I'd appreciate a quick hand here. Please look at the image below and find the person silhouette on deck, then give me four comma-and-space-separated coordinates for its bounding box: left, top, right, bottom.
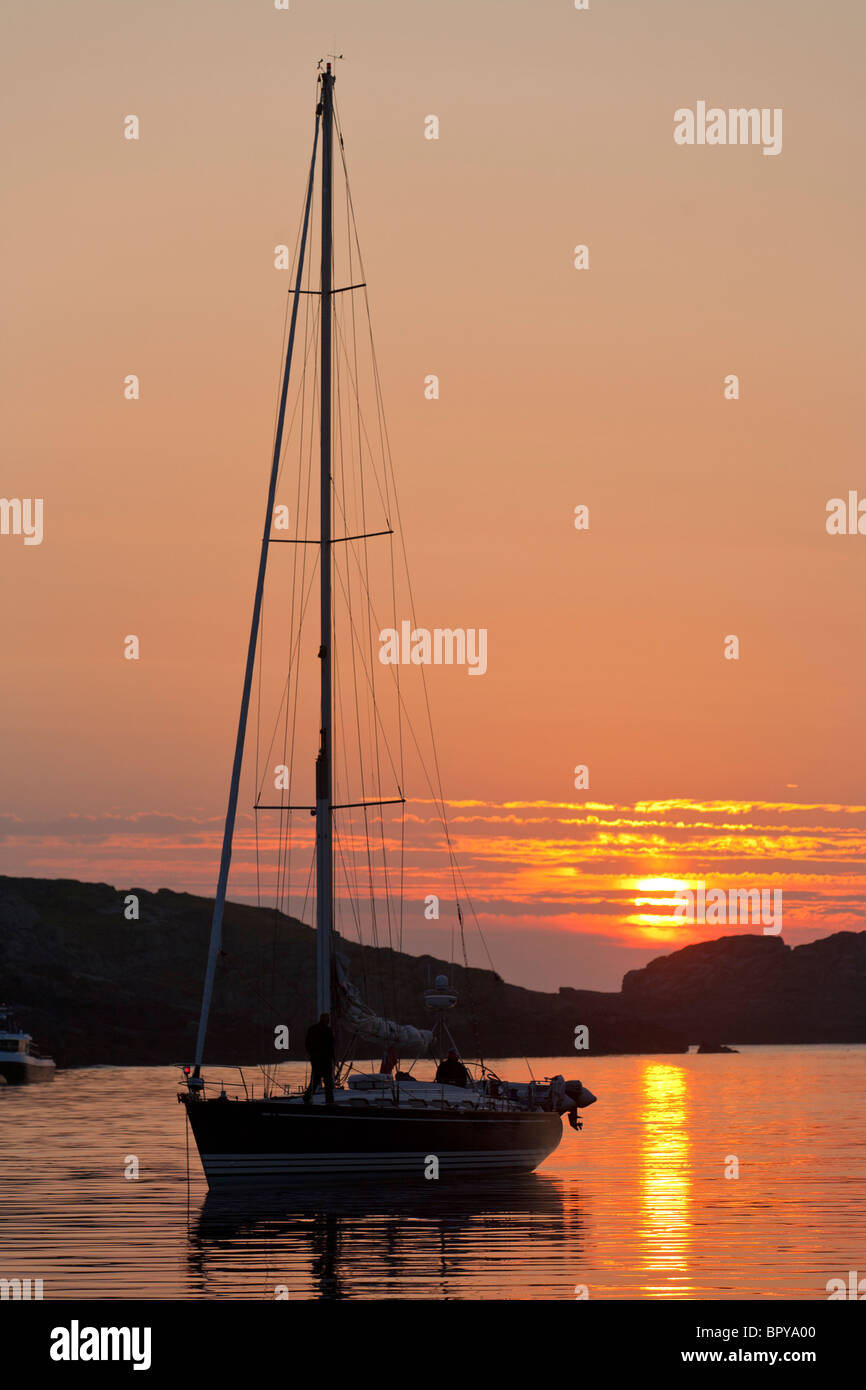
435, 1048, 469, 1088
303, 1012, 335, 1105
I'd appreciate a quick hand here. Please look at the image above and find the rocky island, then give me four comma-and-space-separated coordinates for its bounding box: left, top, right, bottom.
1, 876, 863, 1066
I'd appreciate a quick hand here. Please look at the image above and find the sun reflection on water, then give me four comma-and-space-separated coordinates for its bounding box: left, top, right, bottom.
639, 1063, 694, 1296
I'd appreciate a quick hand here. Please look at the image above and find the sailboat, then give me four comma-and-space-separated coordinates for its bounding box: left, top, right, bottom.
180, 62, 596, 1187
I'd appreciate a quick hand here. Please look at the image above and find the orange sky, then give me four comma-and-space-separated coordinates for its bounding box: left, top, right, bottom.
2, 1, 864, 991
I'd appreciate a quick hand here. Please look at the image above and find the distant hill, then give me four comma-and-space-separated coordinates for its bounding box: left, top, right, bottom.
0, 876, 685, 1066
2, 876, 862, 1066
622, 931, 866, 1043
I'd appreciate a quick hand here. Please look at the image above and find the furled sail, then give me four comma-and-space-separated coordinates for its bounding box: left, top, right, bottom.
334, 950, 432, 1053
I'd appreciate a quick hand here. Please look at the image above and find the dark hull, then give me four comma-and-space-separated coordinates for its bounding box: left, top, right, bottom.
184, 1098, 563, 1186
0, 1058, 55, 1084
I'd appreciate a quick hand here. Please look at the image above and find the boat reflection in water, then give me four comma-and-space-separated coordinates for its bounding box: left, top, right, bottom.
187, 1174, 579, 1300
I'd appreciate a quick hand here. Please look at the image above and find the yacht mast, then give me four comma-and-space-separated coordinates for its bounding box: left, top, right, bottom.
315, 63, 335, 1017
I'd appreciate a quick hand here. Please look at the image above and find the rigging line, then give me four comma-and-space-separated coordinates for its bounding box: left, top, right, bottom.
192, 104, 321, 1075
340, 174, 399, 1024
386, 501, 406, 958
333, 650, 380, 978
340, 157, 368, 639
330, 310, 393, 521
331, 606, 364, 945
329, 134, 426, 1001
376, 345, 405, 959
283, 268, 323, 978
267, 835, 317, 1096
448, 856, 501, 976
398, 800, 406, 956
336, 812, 400, 1011
273, 296, 319, 933
333, 290, 384, 991
266, 163, 308, 464
329, 560, 403, 791
330, 535, 390, 996
368, 348, 485, 968
457, 900, 485, 1071
452, 883, 531, 1078
272, 306, 320, 927
334, 814, 391, 1011
266, 302, 291, 502
324, 594, 484, 992
254, 298, 320, 807
333, 106, 394, 524
334, 601, 497, 980
271, 212, 322, 488
324, 520, 432, 802
297, 841, 316, 941
282, 285, 318, 803
254, 519, 269, 915
271, 263, 321, 498
332, 128, 425, 786
343, 169, 363, 569
330, 315, 353, 898
335, 97, 497, 995
254, 806, 261, 916
333, 824, 364, 956
258, 107, 315, 988
327, 263, 389, 506
273, 329, 318, 494
319, 514, 445, 818
254, 567, 318, 808
287, 842, 317, 1097
259, 210, 318, 944
270, 311, 319, 570
253, 557, 319, 807
340, 178, 375, 777
272, 486, 312, 1061
335, 559, 396, 1023
323, 549, 405, 857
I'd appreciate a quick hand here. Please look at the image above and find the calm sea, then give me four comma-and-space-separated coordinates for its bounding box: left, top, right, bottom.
1, 1047, 863, 1300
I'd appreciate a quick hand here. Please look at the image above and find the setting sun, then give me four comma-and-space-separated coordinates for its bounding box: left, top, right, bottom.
632, 878, 690, 893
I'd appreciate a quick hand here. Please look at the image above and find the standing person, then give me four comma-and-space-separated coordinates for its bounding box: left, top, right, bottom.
303, 1011, 335, 1105
435, 1048, 469, 1088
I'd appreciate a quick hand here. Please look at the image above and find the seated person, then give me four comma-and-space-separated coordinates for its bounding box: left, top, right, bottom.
435, 1048, 469, 1088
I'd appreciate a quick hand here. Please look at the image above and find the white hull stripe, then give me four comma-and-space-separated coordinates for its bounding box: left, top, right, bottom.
201, 1149, 554, 1176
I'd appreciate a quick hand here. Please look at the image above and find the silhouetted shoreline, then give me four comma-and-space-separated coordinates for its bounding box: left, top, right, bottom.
1, 875, 863, 1066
